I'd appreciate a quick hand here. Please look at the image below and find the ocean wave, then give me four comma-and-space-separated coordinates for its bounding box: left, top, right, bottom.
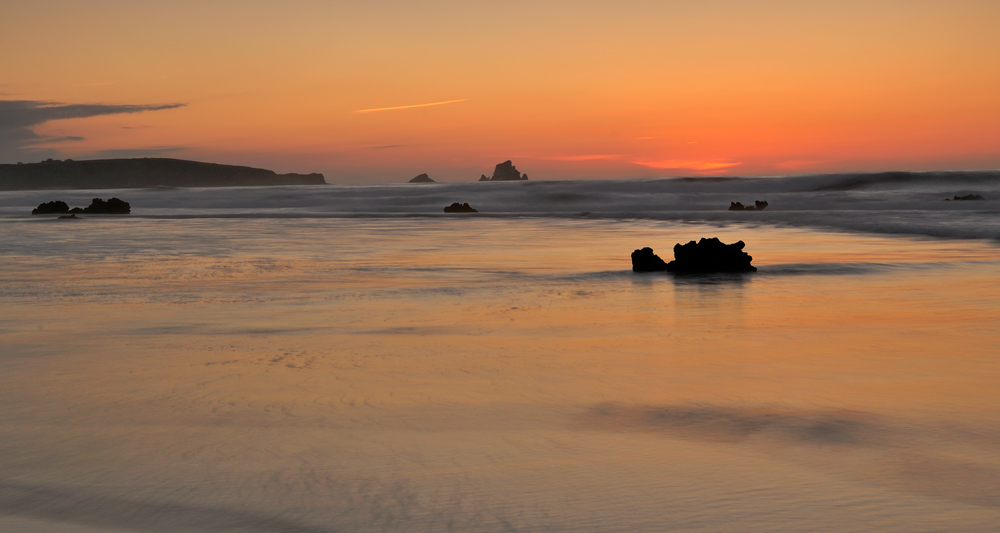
2, 172, 998, 240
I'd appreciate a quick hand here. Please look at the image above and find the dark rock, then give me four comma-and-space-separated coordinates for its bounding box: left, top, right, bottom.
31, 200, 70, 215
78, 197, 131, 214
479, 174, 490, 181
729, 200, 768, 211
951, 194, 985, 201
409, 173, 435, 183
631, 247, 669, 272
633, 238, 756, 274
57, 214, 78, 219
486, 160, 528, 181
668, 238, 756, 273
444, 202, 478, 213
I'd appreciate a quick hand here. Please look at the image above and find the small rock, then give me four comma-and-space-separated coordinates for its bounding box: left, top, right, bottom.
444, 202, 478, 213
32, 200, 70, 215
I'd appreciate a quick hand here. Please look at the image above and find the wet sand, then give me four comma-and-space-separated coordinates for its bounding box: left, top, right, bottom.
1, 218, 998, 531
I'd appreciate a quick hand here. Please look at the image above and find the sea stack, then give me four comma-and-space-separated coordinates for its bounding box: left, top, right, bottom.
483, 160, 528, 181
409, 173, 435, 183
631, 238, 756, 273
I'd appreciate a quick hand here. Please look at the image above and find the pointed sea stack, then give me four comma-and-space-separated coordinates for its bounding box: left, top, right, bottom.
484, 160, 528, 181
409, 173, 435, 183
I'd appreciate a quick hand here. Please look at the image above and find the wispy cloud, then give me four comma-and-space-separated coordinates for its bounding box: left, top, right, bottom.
633, 159, 742, 171
82, 147, 185, 159
352, 99, 468, 114
0, 99, 185, 162
525, 154, 621, 162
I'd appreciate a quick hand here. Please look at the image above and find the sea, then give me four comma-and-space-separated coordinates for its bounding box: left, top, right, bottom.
0, 171, 998, 532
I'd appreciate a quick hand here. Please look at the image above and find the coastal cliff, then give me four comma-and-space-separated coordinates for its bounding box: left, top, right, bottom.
0, 158, 326, 190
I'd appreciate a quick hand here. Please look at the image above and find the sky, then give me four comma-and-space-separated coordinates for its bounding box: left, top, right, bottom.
1, 0, 999, 183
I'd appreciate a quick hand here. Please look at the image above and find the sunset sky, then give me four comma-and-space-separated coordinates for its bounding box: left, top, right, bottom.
2, 0, 999, 183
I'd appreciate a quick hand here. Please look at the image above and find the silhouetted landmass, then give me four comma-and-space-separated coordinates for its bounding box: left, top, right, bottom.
443, 202, 478, 213
729, 200, 768, 211
632, 238, 756, 273
32, 200, 70, 215
58, 214, 78, 219
482, 160, 528, 181
945, 194, 985, 201
409, 173, 435, 183
0, 158, 326, 190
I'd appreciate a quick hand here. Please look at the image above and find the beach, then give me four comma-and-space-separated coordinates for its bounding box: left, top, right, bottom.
1, 177, 999, 531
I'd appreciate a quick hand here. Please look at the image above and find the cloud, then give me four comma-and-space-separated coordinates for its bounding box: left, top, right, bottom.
632, 159, 742, 171
352, 99, 468, 114
533, 154, 621, 162
0, 99, 184, 162
82, 147, 185, 159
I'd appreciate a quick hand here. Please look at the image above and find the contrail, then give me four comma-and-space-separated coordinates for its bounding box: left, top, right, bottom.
353, 99, 469, 114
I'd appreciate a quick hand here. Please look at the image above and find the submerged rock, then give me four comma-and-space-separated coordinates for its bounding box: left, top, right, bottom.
729, 200, 768, 211
31, 200, 70, 215
57, 213, 78, 219
444, 202, 478, 213
946, 194, 985, 201
409, 173, 435, 183
632, 238, 756, 273
484, 160, 528, 181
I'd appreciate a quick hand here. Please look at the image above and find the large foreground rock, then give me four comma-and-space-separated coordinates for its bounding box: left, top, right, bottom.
631, 247, 669, 272
632, 238, 756, 273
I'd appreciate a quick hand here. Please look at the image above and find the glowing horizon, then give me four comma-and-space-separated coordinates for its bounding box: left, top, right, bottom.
2, 0, 999, 183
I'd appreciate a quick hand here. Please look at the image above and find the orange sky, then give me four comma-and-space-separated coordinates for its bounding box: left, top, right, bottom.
2, 0, 999, 183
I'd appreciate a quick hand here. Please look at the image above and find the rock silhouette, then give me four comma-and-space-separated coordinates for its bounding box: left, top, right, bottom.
409, 173, 435, 183
632, 238, 756, 273
443, 202, 478, 213
33, 197, 130, 215
483, 160, 528, 181
729, 200, 768, 211
57, 214, 78, 219
631, 247, 669, 272
945, 194, 985, 201
32, 200, 70, 215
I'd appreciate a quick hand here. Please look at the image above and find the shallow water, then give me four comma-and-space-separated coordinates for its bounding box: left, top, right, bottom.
1, 214, 999, 532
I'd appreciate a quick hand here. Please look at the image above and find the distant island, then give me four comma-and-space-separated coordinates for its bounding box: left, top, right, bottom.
409, 173, 435, 183
0, 158, 326, 190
